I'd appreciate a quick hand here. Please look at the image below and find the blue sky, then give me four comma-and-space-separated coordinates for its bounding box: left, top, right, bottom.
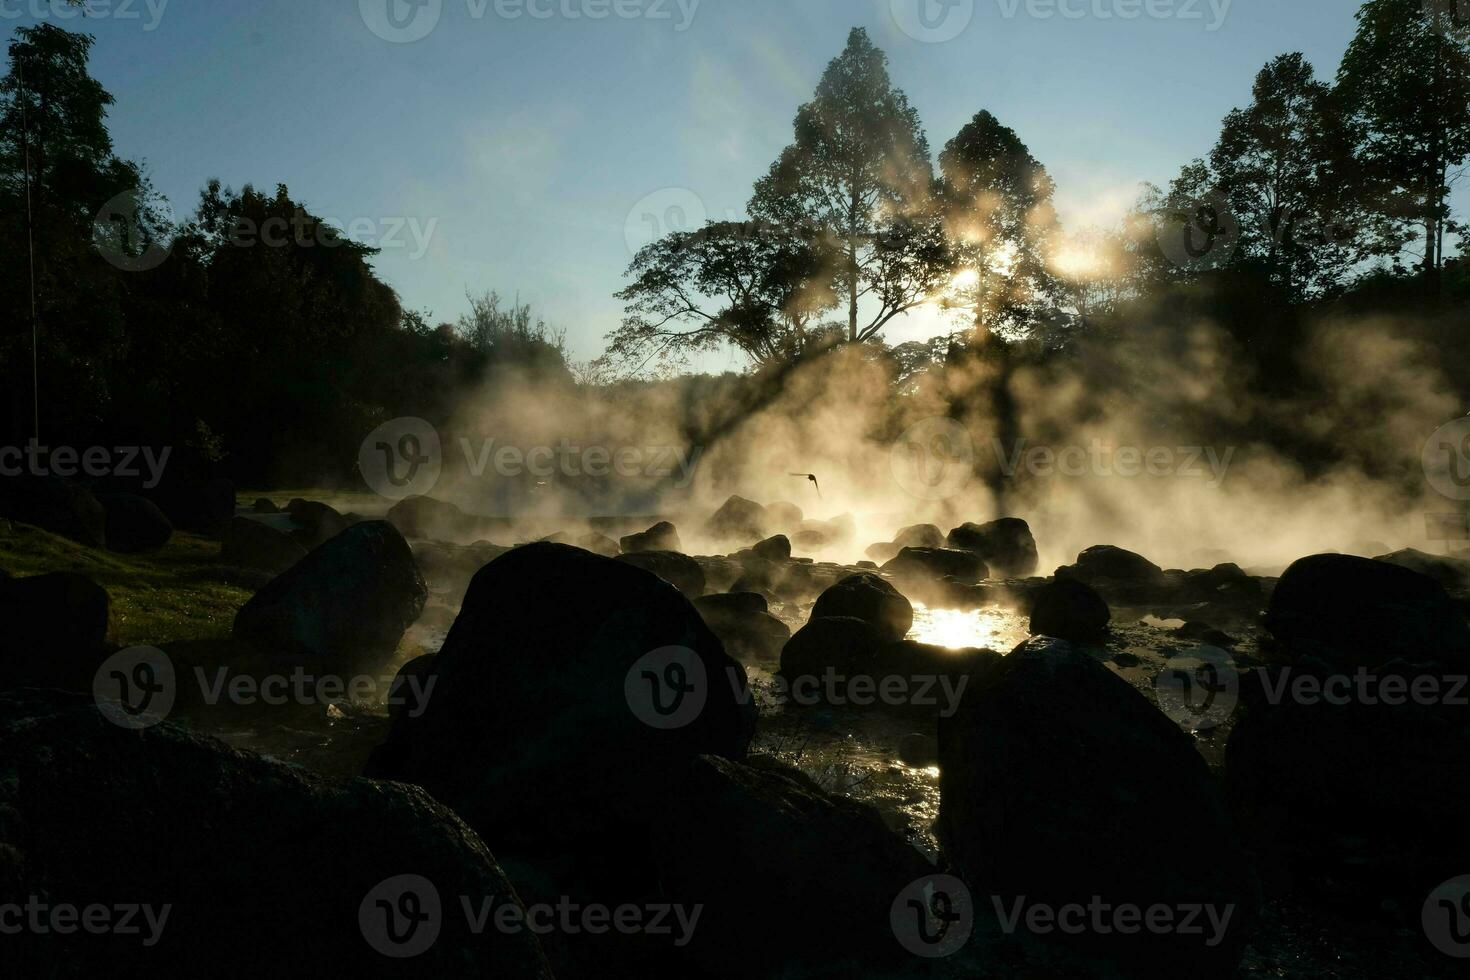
4, 0, 1397, 366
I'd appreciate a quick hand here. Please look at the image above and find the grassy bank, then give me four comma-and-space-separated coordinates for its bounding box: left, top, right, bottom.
0, 522, 252, 648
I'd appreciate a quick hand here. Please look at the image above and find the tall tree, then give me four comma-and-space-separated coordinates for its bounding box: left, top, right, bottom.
612, 220, 837, 370
938, 110, 1064, 337
1203, 54, 1368, 300
750, 27, 947, 344
1338, 0, 1470, 293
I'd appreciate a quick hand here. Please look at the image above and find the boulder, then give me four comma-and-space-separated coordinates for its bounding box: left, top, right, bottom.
938, 638, 1256, 978
864, 541, 901, 564
946, 518, 1038, 578
881, 547, 987, 585
1028, 578, 1111, 643
0, 573, 110, 689
705, 495, 768, 543
97, 492, 173, 554
1373, 547, 1470, 593
149, 471, 235, 533
779, 616, 884, 681
894, 523, 945, 550
233, 521, 427, 675
652, 755, 933, 977
793, 516, 855, 550
620, 520, 681, 555
1182, 562, 1262, 603
1068, 544, 1165, 584
0, 475, 105, 547
694, 593, 789, 663
252, 497, 279, 514
386, 495, 485, 542
1264, 553, 1470, 669
0, 689, 553, 978
764, 501, 803, 530
810, 573, 913, 643
220, 517, 308, 575
897, 732, 939, 768
286, 498, 350, 548
365, 544, 756, 860
575, 531, 621, 558
751, 534, 791, 562
617, 550, 705, 598
1226, 662, 1470, 899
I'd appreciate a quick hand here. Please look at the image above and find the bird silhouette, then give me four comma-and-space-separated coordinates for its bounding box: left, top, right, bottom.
790, 473, 821, 499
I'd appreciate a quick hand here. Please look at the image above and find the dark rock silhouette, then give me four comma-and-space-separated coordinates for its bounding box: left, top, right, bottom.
1029, 577, 1111, 643
221, 516, 307, 574
366, 544, 755, 860
0, 475, 105, 547
0, 572, 109, 689
617, 549, 705, 598
810, 572, 913, 642
619, 520, 682, 555
233, 521, 426, 675
1265, 553, 1470, 669
939, 637, 1256, 978
97, 492, 173, 554
946, 518, 1038, 578
0, 689, 553, 978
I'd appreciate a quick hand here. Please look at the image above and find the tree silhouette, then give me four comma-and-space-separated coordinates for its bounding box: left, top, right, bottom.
1338, 0, 1470, 294
750, 27, 947, 344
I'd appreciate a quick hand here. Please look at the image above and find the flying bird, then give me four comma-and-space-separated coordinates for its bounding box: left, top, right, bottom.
790, 473, 822, 499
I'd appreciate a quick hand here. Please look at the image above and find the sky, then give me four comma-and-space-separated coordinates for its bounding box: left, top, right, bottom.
1, 0, 1412, 367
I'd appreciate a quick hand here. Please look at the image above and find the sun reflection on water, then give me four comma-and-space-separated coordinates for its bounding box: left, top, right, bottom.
907, 603, 1028, 651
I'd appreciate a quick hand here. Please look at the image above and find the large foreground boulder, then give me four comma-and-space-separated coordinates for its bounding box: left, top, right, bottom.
0, 475, 105, 547
1226, 662, 1470, 902
233, 521, 426, 675
938, 637, 1256, 978
810, 573, 913, 643
1029, 578, 1110, 643
97, 492, 173, 554
653, 754, 933, 977
946, 518, 1038, 578
365, 544, 755, 859
0, 573, 110, 689
1264, 553, 1470, 669
0, 690, 552, 978
220, 517, 307, 574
